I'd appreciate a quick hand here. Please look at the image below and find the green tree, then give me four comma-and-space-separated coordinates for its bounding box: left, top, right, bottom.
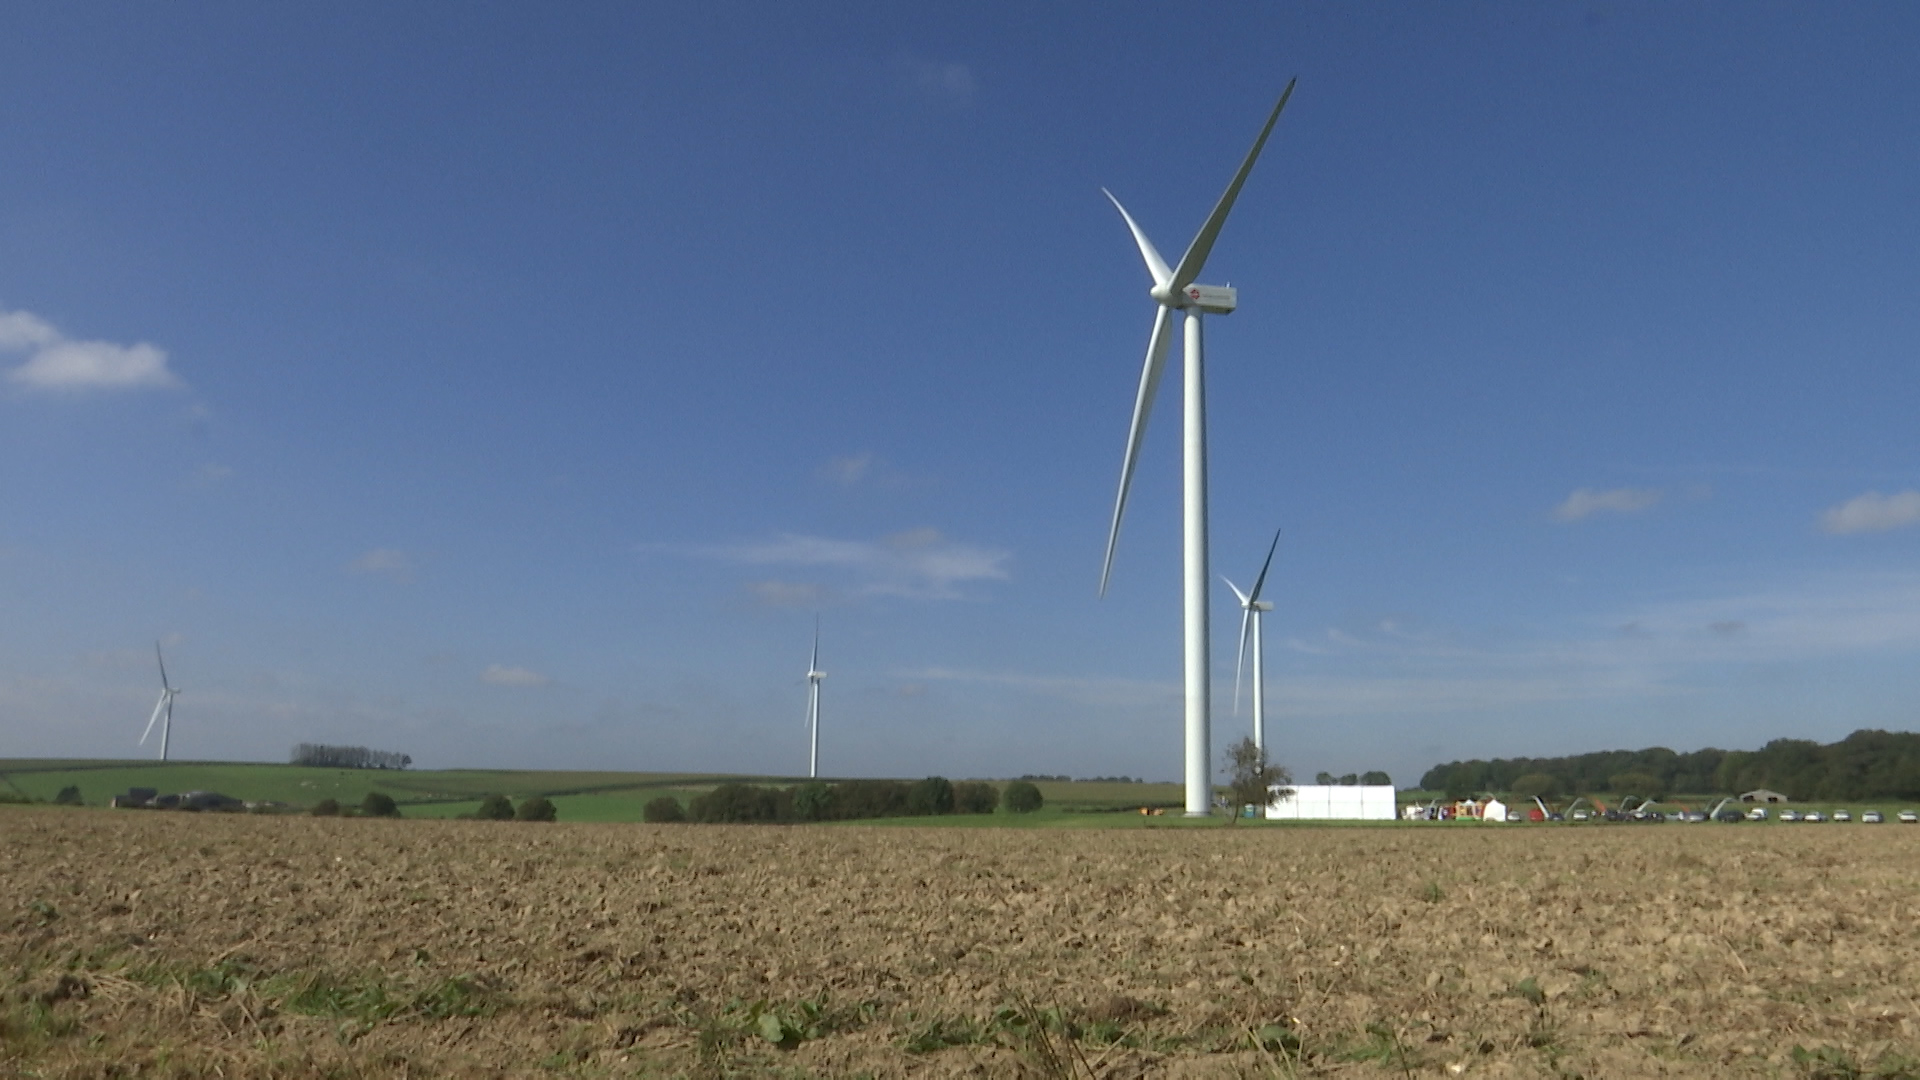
360, 792, 400, 817
1360, 771, 1391, 786
952, 781, 999, 814
1003, 780, 1044, 813
475, 794, 515, 820
515, 796, 557, 822
906, 776, 955, 816
53, 785, 82, 806
792, 781, 835, 821
1314, 771, 1336, 785
642, 796, 686, 823
310, 798, 341, 817
1225, 737, 1292, 823
1608, 771, 1666, 802
1509, 773, 1558, 800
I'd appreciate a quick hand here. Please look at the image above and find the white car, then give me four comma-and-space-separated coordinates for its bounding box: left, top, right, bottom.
1747, 806, 1769, 821
1805, 811, 1826, 823
1834, 810, 1852, 822
1863, 811, 1884, 823
1780, 809, 1801, 822
1900, 810, 1918, 824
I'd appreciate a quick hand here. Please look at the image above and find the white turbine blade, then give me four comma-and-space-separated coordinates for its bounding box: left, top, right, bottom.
809, 619, 819, 674
1102, 189, 1172, 289
1233, 605, 1253, 716
140, 691, 166, 744
1221, 575, 1250, 607
155, 641, 171, 692
1168, 79, 1297, 291
1099, 304, 1175, 595
1248, 528, 1282, 603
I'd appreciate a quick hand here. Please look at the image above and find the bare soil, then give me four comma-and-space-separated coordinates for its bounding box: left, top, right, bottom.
4, 808, 1918, 1078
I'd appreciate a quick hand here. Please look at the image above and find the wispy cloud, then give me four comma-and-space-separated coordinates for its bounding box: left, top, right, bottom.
481, 664, 551, 688
346, 548, 415, 583
1553, 486, 1662, 523
890, 52, 976, 106
747, 580, 826, 608
2, 308, 182, 392
1821, 490, 1920, 535
678, 528, 1010, 599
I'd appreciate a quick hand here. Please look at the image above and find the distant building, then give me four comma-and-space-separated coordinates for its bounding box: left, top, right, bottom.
1266, 784, 1396, 821
1740, 789, 1789, 803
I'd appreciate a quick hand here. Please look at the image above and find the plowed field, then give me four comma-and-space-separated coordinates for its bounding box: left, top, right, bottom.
5, 808, 1918, 1078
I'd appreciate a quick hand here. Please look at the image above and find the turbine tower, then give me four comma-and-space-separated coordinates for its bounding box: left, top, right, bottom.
139, 641, 179, 762
805, 620, 825, 779
1224, 529, 1281, 754
1099, 80, 1296, 817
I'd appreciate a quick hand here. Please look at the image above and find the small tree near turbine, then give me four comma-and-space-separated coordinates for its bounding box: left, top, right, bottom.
1225, 737, 1291, 823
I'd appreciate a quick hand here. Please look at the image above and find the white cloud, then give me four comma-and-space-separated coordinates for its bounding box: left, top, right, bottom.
747, 580, 826, 608
891, 52, 976, 106
822, 453, 873, 486
1553, 486, 1662, 523
1821, 490, 1920, 535
687, 528, 1009, 599
481, 664, 552, 688
1, 308, 182, 392
346, 548, 415, 583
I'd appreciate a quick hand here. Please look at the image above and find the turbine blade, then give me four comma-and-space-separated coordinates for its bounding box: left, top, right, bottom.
155, 641, 170, 691
810, 618, 819, 673
140, 692, 166, 744
1168, 79, 1296, 292
1099, 304, 1174, 595
1221, 575, 1250, 607
1233, 606, 1253, 716
1102, 189, 1172, 289
1248, 528, 1282, 603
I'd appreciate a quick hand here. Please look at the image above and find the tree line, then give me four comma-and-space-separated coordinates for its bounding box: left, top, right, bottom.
1420, 729, 1920, 802
644, 777, 1043, 824
290, 744, 413, 770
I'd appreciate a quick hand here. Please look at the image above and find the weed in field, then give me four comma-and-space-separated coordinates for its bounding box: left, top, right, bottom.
1418, 880, 1444, 904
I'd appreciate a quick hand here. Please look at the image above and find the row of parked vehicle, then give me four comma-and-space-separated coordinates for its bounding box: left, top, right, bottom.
1563, 806, 1920, 823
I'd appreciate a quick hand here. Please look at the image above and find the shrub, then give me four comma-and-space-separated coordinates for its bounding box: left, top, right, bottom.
1003, 780, 1044, 813
792, 781, 835, 821
906, 776, 955, 816
475, 794, 515, 821
360, 792, 400, 817
833, 779, 908, 820
642, 796, 686, 823
952, 781, 999, 815
515, 796, 557, 822
310, 798, 341, 817
53, 786, 83, 806
688, 784, 781, 823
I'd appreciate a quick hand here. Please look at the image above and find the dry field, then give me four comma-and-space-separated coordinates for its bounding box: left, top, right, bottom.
4, 808, 1919, 1079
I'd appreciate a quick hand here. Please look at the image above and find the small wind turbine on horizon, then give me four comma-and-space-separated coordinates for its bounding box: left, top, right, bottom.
805, 619, 825, 779
1098, 80, 1297, 817
139, 641, 179, 762
1224, 528, 1281, 755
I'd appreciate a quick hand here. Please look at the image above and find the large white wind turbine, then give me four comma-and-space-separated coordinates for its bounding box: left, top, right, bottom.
139, 641, 179, 762
805, 620, 825, 779
1224, 529, 1281, 754
1099, 80, 1296, 818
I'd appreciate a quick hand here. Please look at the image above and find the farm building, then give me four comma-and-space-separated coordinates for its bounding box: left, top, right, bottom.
1266, 784, 1396, 821
1740, 789, 1789, 803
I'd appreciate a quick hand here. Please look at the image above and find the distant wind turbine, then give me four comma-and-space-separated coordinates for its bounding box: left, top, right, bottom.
1098, 80, 1297, 817
139, 641, 179, 761
1224, 528, 1281, 754
805, 619, 825, 779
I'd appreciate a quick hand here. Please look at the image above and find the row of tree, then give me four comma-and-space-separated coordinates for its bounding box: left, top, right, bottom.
645, 778, 1043, 824
290, 744, 413, 770
1312, 771, 1392, 786
1420, 729, 1920, 802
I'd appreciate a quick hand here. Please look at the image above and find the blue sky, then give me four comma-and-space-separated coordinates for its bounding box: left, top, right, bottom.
4, 3, 1919, 786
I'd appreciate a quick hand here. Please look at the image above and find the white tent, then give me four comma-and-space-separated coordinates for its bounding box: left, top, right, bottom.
1481, 798, 1508, 822
1266, 784, 1396, 821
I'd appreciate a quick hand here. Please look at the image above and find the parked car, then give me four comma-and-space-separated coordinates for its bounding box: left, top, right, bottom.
1682, 810, 1708, 822
1715, 809, 1745, 823
1747, 806, 1769, 820
1780, 809, 1801, 822
1862, 810, 1884, 823
1899, 810, 1918, 824
1805, 811, 1826, 823
1834, 809, 1852, 822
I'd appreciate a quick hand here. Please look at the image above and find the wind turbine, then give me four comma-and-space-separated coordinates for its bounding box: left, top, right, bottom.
1098, 80, 1296, 817
139, 641, 179, 761
1224, 529, 1281, 754
805, 620, 825, 779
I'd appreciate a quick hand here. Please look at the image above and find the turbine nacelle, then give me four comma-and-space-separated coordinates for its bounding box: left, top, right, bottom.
1159, 283, 1236, 315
